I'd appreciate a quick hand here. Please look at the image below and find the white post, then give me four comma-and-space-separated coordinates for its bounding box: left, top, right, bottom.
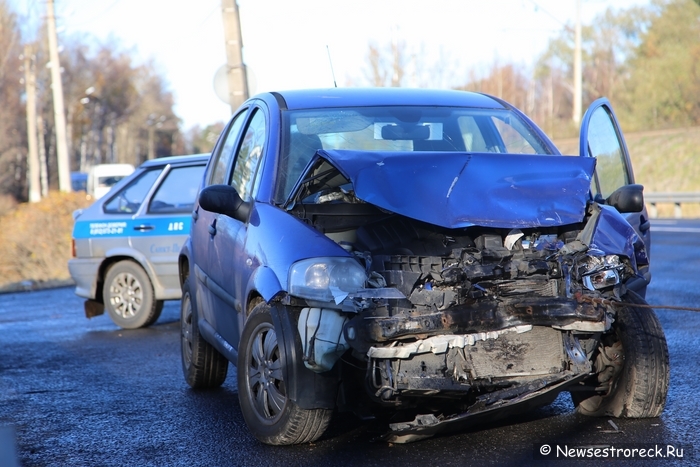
572, 0, 582, 125
46, 0, 72, 192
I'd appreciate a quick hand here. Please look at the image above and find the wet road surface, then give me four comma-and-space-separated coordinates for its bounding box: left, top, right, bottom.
1, 222, 699, 466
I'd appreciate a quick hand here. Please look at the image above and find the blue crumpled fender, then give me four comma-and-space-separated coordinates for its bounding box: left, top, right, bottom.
246, 266, 284, 304
243, 203, 352, 299
582, 203, 646, 271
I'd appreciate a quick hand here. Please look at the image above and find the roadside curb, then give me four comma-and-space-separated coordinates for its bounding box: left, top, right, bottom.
0, 279, 75, 295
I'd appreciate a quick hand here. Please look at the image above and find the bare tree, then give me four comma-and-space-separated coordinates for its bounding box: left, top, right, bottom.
362, 39, 410, 87
0, 1, 26, 199
62, 41, 181, 170
456, 61, 531, 111
357, 39, 461, 90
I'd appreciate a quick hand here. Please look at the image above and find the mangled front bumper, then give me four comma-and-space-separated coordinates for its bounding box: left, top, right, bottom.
384, 372, 589, 443
294, 288, 609, 442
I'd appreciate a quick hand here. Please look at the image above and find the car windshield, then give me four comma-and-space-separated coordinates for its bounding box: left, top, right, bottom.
276, 105, 552, 201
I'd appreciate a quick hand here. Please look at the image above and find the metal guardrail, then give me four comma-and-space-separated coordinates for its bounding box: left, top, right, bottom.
644, 192, 700, 218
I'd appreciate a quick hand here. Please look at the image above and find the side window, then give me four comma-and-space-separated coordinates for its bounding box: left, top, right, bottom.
587, 107, 629, 198
97, 175, 128, 189
231, 108, 266, 201
491, 117, 537, 154
208, 111, 247, 186
148, 165, 206, 214
103, 169, 163, 214
457, 116, 488, 152
279, 130, 325, 200
493, 118, 536, 154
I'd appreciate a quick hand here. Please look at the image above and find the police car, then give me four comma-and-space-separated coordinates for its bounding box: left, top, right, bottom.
69, 154, 209, 329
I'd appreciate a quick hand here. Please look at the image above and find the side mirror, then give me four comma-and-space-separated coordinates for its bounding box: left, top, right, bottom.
606, 184, 644, 213
198, 184, 251, 222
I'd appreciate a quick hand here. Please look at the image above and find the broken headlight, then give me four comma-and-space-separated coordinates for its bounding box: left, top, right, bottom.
289, 257, 367, 302
579, 253, 623, 291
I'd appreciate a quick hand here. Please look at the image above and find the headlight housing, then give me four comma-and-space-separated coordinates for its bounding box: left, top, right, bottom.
579, 253, 623, 291
582, 268, 620, 290
289, 257, 367, 302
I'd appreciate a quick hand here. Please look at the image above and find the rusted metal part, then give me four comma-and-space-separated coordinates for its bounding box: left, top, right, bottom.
350, 297, 606, 343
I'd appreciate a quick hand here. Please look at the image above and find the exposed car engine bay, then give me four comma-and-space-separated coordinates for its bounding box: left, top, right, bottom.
285, 153, 646, 441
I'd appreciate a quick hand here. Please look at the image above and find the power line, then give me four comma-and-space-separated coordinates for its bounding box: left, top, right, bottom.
523, 0, 568, 27
67, 0, 122, 27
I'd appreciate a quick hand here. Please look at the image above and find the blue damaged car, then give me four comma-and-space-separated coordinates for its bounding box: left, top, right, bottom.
178, 88, 668, 444
69, 154, 208, 329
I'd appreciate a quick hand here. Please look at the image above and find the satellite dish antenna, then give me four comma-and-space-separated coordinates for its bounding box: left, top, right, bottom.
213, 64, 257, 105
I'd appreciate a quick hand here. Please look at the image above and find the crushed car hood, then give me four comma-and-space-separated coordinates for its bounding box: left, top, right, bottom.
314, 150, 596, 229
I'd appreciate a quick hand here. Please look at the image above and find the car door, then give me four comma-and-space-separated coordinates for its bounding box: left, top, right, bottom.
191, 109, 249, 329
579, 97, 652, 292
207, 106, 268, 350
96, 167, 165, 260
128, 162, 206, 298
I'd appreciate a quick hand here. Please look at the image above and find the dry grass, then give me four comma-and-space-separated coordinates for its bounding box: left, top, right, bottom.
0, 194, 17, 217
0, 191, 91, 290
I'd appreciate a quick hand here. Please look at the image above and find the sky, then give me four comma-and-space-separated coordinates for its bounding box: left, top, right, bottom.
15, 0, 651, 129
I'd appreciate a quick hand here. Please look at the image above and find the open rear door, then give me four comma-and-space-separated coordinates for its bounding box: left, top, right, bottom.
579, 97, 651, 295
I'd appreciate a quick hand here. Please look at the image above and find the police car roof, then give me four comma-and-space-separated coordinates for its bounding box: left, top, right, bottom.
139, 153, 210, 169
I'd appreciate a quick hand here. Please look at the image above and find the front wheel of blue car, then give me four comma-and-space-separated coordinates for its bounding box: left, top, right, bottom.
238, 303, 332, 445
571, 291, 669, 418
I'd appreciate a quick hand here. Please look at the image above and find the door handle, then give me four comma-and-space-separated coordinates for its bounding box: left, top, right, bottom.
208, 219, 217, 236
133, 224, 154, 232
192, 206, 199, 222
640, 220, 651, 232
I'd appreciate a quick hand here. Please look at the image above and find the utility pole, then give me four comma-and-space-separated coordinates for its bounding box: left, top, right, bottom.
572, 0, 582, 125
46, 0, 71, 192
221, 0, 248, 112
23, 44, 41, 203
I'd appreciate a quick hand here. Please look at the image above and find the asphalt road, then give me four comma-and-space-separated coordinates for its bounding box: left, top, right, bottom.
1, 220, 699, 466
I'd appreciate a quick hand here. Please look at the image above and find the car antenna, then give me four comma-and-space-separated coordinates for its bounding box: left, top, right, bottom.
326, 45, 337, 88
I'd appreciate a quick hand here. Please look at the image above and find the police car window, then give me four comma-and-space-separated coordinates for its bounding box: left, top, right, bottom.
103, 169, 162, 214
148, 165, 206, 214
209, 111, 246, 186
230, 108, 265, 201
98, 175, 127, 188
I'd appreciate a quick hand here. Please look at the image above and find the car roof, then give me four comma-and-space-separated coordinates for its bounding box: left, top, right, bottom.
139, 153, 210, 169
269, 88, 506, 111
89, 163, 134, 174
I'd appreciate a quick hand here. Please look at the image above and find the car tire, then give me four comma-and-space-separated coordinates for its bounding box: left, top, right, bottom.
103, 260, 160, 329
180, 277, 228, 389
144, 300, 165, 327
238, 302, 332, 445
571, 291, 669, 418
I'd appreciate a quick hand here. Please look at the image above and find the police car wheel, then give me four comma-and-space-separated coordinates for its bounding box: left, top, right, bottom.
144, 301, 164, 327
103, 260, 158, 329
